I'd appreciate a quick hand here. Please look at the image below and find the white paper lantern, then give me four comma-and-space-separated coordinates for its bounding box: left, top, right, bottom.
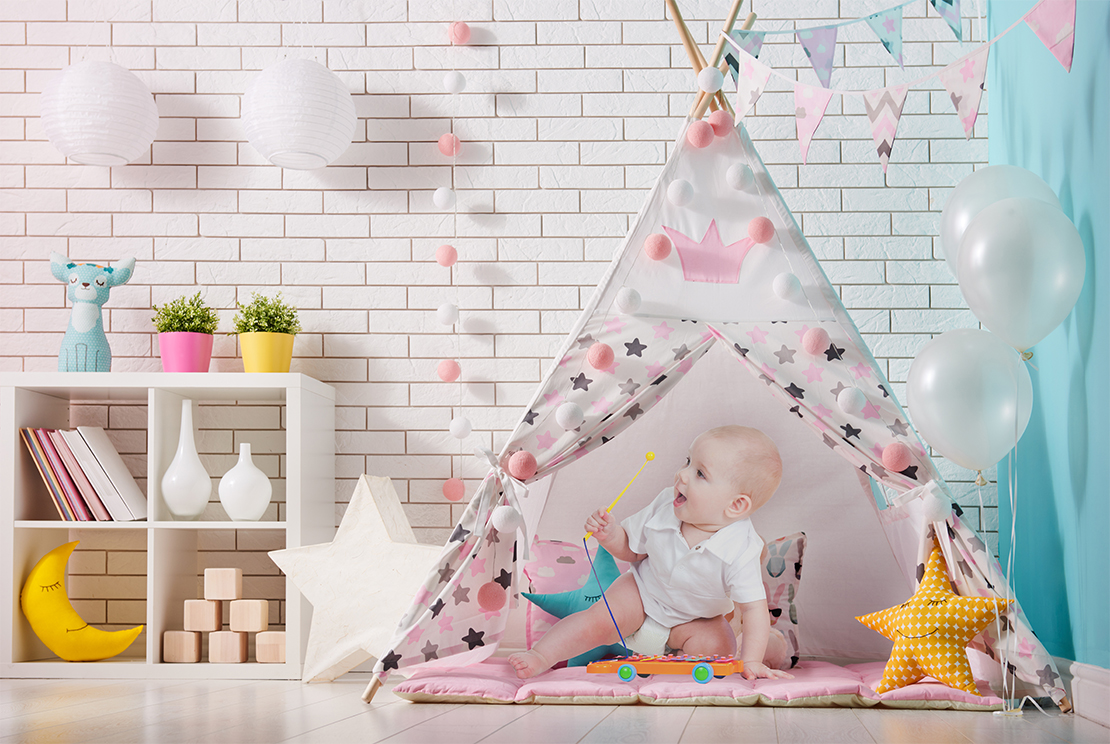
242, 59, 357, 170
555, 402, 585, 430
449, 416, 472, 439
39, 61, 159, 166
615, 287, 641, 314
433, 187, 457, 209
437, 302, 459, 325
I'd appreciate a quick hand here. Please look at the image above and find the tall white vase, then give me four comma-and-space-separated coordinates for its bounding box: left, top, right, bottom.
161, 399, 212, 520
219, 443, 272, 521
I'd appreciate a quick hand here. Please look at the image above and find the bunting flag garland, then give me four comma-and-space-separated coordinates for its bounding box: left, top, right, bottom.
1024, 0, 1076, 72
794, 83, 834, 163
937, 45, 989, 139
863, 85, 909, 173
729, 29, 766, 59
930, 0, 963, 41
733, 54, 772, 122
864, 6, 905, 69
797, 25, 839, 89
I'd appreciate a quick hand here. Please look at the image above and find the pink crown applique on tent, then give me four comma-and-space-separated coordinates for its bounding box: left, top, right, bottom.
663, 220, 754, 284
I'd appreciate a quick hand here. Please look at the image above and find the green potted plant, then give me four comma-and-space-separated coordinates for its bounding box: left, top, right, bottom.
230, 292, 301, 373
152, 292, 220, 372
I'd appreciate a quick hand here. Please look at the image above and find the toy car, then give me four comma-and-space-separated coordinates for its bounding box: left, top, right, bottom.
586, 653, 743, 684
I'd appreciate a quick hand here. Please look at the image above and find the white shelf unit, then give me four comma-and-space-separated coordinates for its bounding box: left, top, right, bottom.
0, 373, 336, 679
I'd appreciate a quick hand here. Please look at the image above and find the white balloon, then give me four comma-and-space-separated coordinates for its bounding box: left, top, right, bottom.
940, 165, 1061, 277
772, 272, 802, 303
449, 416, 472, 439
491, 505, 522, 534
437, 302, 459, 325
837, 388, 866, 415
443, 70, 467, 94
958, 197, 1086, 351
726, 163, 755, 191
433, 187, 456, 209
697, 66, 724, 93
907, 329, 1032, 472
615, 287, 641, 314
555, 402, 585, 430
667, 179, 694, 206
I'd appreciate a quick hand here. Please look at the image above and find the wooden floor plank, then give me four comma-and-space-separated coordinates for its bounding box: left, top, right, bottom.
679, 705, 778, 744
284, 700, 462, 744
773, 707, 878, 743
476, 703, 618, 744
378, 701, 536, 744
578, 705, 695, 744
854, 708, 976, 744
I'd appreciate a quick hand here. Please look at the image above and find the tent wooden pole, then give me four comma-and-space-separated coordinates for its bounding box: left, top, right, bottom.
665, 0, 721, 112
362, 677, 382, 703
690, 9, 756, 119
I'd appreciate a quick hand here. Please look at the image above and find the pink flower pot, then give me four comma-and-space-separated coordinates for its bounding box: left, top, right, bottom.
159, 332, 214, 373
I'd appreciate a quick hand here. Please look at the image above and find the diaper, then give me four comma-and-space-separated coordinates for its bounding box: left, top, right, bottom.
623, 615, 672, 656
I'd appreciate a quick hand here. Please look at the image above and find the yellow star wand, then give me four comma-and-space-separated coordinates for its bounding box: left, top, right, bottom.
584, 452, 654, 541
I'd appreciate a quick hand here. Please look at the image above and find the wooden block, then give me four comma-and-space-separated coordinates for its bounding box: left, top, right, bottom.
256, 631, 286, 664
183, 599, 222, 632
229, 599, 269, 633
208, 630, 248, 663
163, 631, 201, 663
204, 567, 242, 600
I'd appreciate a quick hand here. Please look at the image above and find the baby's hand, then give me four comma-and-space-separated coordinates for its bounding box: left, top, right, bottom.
585, 509, 614, 540
741, 661, 794, 681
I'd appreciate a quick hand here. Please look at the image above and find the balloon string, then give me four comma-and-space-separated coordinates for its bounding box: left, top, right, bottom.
584, 453, 653, 541
583, 537, 629, 656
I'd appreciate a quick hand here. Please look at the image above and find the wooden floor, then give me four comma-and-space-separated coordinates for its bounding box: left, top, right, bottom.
1, 675, 1106, 743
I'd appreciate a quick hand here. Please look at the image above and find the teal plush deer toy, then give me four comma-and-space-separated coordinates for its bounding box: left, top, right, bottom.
50, 252, 135, 372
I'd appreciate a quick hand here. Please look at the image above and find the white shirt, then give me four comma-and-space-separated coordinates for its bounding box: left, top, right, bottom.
621, 487, 766, 627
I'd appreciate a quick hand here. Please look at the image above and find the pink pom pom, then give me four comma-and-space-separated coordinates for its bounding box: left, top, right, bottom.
644, 233, 672, 261
435, 244, 458, 267
477, 581, 506, 611
802, 327, 831, 356
587, 342, 614, 370
442, 478, 466, 502
449, 21, 471, 45
437, 359, 461, 382
438, 133, 461, 157
707, 109, 734, 137
748, 216, 775, 244
508, 450, 537, 480
882, 443, 913, 473
686, 120, 714, 149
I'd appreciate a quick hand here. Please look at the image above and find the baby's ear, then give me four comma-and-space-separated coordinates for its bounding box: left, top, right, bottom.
727, 493, 753, 519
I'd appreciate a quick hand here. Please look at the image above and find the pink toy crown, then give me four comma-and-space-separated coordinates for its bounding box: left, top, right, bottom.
663, 220, 754, 284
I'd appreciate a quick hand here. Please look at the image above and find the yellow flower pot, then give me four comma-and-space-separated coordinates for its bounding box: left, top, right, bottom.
239, 332, 295, 373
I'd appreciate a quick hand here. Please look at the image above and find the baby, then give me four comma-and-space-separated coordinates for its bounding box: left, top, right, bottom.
510, 425, 793, 680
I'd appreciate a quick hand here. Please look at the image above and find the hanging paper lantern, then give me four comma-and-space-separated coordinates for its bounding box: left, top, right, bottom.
449, 416, 472, 439
508, 450, 537, 480
433, 187, 456, 209
615, 287, 641, 314
443, 71, 467, 94
697, 66, 724, 93
748, 216, 775, 244
242, 59, 357, 170
686, 120, 714, 149
491, 505, 522, 534
587, 342, 614, 370
39, 61, 159, 166
802, 327, 830, 356
708, 109, 734, 137
667, 179, 694, 206
443, 477, 466, 502
772, 272, 802, 302
436, 244, 458, 267
449, 21, 472, 45
882, 443, 913, 473
437, 133, 461, 156
437, 302, 459, 325
437, 359, 461, 382
837, 388, 866, 415
643, 233, 672, 260
555, 402, 585, 430
477, 581, 506, 611
726, 163, 755, 191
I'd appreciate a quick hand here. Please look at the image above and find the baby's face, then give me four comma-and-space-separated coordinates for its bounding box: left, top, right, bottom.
672, 434, 745, 529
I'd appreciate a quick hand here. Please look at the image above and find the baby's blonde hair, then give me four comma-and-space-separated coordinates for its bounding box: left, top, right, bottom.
699, 425, 783, 510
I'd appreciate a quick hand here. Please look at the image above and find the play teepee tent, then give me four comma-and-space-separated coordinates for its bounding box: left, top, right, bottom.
361, 115, 1066, 706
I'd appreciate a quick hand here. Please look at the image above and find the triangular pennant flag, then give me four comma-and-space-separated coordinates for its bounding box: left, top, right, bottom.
930, 0, 963, 41
731, 50, 772, 121
796, 25, 838, 89
794, 82, 834, 163
863, 85, 909, 173
864, 6, 905, 69
938, 45, 989, 139
1024, 0, 1075, 72
729, 29, 766, 59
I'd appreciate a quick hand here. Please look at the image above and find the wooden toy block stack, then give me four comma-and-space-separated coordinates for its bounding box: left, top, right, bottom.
161, 568, 285, 664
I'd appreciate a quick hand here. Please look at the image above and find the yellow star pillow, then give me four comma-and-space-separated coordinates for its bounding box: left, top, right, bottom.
857, 545, 1011, 695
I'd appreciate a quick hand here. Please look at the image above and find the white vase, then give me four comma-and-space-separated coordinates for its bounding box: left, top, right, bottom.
219, 443, 272, 521
161, 399, 212, 520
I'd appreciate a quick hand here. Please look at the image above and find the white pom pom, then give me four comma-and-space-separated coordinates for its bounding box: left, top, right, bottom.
433, 187, 456, 209
726, 163, 755, 191
491, 505, 522, 534
837, 388, 866, 415
922, 490, 951, 524
437, 302, 459, 325
443, 70, 466, 94
615, 287, 641, 314
449, 416, 472, 439
697, 66, 724, 93
667, 179, 694, 206
555, 402, 585, 430
772, 272, 803, 303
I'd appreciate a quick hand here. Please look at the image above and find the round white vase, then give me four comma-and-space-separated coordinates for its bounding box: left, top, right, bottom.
218, 443, 272, 521
161, 399, 212, 520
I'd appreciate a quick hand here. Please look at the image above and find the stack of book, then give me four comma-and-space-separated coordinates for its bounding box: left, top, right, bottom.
20, 427, 148, 522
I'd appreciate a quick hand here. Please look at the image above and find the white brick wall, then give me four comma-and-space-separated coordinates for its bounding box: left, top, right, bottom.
2, 1, 998, 581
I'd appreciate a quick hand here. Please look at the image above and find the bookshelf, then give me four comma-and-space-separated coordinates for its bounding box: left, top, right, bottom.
0, 373, 335, 679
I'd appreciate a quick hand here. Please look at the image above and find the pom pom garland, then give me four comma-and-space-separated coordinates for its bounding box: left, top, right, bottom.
442, 478, 466, 502
615, 287, 641, 314
436, 244, 458, 267
802, 327, 831, 356
491, 505, 522, 534
643, 233, 672, 261
555, 402, 585, 430
477, 581, 506, 611
449, 21, 471, 45
667, 179, 694, 206
587, 342, 614, 370
726, 163, 755, 191
686, 120, 714, 149
437, 133, 461, 156
443, 71, 466, 94
508, 450, 537, 480
882, 443, 913, 473
772, 272, 803, 303
922, 491, 952, 524
433, 187, 456, 209
437, 302, 459, 325
748, 216, 775, 244
449, 416, 472, 439
437, 359, 461, 382
707, 109, 734, 137
837, 387, 867, 415
697, 66, 724, 93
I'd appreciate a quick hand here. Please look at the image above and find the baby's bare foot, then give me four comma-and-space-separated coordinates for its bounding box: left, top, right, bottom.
508, 650, 551, 679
